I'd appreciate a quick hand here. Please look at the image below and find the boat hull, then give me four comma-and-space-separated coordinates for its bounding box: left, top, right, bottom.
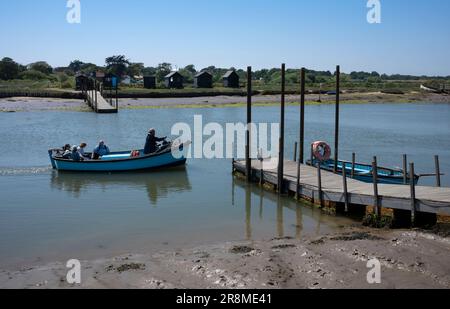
307, 159, 419, 185
51, 142, 190, 172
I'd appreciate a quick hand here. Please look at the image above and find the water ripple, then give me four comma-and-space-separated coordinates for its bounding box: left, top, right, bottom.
0, 166, 52, 176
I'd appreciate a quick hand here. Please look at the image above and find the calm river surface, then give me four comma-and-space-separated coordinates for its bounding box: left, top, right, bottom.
0, 103, 449, 268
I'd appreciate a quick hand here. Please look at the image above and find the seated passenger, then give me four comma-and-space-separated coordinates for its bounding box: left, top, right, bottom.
62, 144, 72, 159
92, 140, 110, 159
144, 129, 167, 155
77, 143, 88, 158
71, 146, 82, 162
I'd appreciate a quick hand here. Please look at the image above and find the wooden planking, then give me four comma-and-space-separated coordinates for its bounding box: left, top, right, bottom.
86, 91, 117, 113
233, 159, 450, 215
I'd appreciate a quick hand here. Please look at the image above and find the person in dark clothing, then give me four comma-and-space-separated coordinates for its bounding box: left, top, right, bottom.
144, 128, 166, 155
71, 146, 82, 162
92, 140, 110, 160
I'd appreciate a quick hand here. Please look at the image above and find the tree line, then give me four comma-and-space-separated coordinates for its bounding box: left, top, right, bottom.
1, 56, 449, 87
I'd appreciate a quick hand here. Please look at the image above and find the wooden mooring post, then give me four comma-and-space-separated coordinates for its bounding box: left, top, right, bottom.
334, 65, 340, 173
246, 66, 252, 182
299, 67, 306, 164
257, 148, 264, 186
296, 143, 301, 200
410, 162, 416, 225
293, 142, 298, 162
342, 161, 349, 212
403, 154, 408, 185
277, 63, 286, 193
372, 157, 381, 217
435, 155, 441, 187
316, 162, 323, 207
351, 153, 356, 178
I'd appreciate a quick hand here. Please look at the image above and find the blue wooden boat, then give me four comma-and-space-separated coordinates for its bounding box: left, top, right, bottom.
306, 159, 420, 185
48, 141, 190, 172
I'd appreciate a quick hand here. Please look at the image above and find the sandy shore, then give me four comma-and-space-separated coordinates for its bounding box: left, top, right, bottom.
1, 92, 449, 112
1, 227, 449, 289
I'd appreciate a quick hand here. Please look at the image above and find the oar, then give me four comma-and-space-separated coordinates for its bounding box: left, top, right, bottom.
418, 173, 445, 177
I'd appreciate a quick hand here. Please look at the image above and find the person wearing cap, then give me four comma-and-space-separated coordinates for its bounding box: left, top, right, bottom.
144, 129, 166, 155
92, 140, 110, 159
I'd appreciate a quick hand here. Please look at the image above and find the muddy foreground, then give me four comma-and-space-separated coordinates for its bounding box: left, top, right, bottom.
1, 227, 449, 289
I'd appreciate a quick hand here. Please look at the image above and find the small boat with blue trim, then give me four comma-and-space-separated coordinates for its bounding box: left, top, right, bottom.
48, 140, 191, 172
307, 141, 420, 185
306, 158, 420, 185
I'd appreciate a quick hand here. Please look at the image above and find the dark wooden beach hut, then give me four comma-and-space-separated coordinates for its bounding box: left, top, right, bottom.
194, 71, 213, 88
75, 74, 94, 91
223, 70, 240, 88
165, 72, 184, 89
144, 76, 156, 89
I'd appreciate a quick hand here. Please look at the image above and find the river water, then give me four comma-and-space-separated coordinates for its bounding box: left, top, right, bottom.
0, 103, 449, 268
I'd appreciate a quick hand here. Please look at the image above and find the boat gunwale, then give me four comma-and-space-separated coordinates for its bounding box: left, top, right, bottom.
306, 159, 420, 180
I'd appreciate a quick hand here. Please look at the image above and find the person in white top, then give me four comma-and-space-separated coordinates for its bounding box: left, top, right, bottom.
77, 143, 88, 158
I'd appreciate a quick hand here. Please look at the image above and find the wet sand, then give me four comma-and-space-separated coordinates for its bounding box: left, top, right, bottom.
1, 92, 449, 112
0, 97, 90, 112
1, 227, 449, 289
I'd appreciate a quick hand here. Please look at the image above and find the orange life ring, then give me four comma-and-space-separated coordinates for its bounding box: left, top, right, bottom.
312, 141, 331, 162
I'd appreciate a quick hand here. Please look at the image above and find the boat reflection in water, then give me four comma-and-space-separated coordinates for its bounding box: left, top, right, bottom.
50, 166, 191, 206
232, 177, 355, 240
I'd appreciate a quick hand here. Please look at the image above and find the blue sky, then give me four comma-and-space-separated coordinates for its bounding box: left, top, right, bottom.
0, 0, 449, 75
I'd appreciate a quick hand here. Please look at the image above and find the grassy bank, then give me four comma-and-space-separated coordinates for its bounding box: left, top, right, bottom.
1, 78, 449, 100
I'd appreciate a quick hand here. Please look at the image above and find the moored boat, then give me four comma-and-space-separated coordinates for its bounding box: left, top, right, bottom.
48, 140, 191, 172
306, 159, 420, 185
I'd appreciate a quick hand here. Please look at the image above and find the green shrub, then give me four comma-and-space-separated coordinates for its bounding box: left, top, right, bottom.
19, 70, 49, 81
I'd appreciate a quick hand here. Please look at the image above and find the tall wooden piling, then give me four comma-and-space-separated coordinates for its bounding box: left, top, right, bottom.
299, 68, 306, 164
296, 143, 301, 199
372, 157, 380, 217
403, 154, 408, 185
277, 64, 286, 193
435, 155, 441, 187
94, 79, 98, 111
246, 66, 252, 182
351, 153, 356, 178
342, 161, 349, 212
317, 162, 323, 207
293, 142, 298, 162
259, 148, 264, 186
410, 162, 416, 225
334, 65, 340, 173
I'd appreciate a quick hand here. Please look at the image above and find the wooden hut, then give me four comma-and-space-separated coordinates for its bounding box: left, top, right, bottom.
103, 73, 118, 89
75, 74, 94, 91
165, 72, 184, 89
194, 71, 213, 88
223, 70, 240, 88
144, 76, 156, 89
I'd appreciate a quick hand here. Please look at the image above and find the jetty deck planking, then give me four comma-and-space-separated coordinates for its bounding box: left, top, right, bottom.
233, 159, 450, 215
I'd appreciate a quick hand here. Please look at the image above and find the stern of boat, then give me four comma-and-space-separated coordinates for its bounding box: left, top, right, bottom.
48, 149, 57, 169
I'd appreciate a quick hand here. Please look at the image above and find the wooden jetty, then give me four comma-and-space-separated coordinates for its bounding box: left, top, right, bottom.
85, 90, 118, 113
79, 74, 119, 113
239, 63, 448, 226
233, 159, 450, 217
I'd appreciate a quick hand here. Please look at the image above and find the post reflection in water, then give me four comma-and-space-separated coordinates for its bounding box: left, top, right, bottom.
237, 177, 305, 241
245, 185, 252, 240
50, 167, 192, 206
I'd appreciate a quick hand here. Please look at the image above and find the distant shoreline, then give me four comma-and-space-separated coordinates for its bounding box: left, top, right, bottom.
1, 92, 449, 112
